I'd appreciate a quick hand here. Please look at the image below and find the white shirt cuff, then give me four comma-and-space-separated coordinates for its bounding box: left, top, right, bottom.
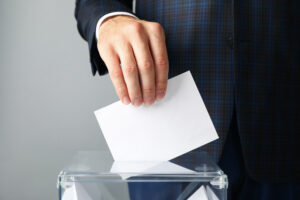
95, 12, 138, 41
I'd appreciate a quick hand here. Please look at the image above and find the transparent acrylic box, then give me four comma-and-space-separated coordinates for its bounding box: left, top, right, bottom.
57, 151, 228, 200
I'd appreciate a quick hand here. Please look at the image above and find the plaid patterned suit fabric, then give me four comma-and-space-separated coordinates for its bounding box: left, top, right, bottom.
135, 0, 235, 168
75, 0, 300, 182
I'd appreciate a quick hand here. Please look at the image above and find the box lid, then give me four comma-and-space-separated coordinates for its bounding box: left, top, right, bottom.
58, 151, 228, 189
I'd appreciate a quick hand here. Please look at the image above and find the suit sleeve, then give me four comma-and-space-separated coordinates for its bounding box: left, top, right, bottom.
75, 0, 135, 75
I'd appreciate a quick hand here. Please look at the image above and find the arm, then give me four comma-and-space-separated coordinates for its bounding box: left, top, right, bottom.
75, 0, 134, 75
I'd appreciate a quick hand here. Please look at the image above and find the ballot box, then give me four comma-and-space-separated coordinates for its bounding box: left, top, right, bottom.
57, 151, 228, 200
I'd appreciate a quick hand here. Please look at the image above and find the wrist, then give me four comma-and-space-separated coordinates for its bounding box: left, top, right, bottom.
96, 12, 138, 41
102, 15, 136, 26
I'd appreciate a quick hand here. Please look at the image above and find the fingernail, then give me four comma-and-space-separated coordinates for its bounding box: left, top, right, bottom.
144, 97, 154, 105
133, 98, 143, 107
156, 90, 165, 100
122, 96, 130, 105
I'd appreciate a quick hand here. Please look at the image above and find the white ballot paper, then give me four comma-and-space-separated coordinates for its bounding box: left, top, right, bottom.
110, 160, 195, 180
94, 71, 218, 161
206, 185, 220, 200
187, 186, 209, 200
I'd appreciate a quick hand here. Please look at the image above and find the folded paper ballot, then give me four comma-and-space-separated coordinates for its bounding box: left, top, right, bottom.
187, 186, 209, 200
94, 71, 218, 162
110, 160, 195, 180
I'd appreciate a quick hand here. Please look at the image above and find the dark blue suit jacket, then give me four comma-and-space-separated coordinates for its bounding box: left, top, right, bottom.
75, 0, 300, 183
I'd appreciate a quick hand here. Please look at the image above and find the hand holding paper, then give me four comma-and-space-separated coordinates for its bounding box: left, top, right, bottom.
95, 71, 218, 162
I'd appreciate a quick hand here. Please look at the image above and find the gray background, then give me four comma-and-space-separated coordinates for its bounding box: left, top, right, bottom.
0, 0, 115, 199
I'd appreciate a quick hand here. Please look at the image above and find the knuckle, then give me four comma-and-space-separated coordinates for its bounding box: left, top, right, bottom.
156, 82, 167, 91
141, 60, 153, 71
143, 87, 155, 95
98, 44, 114, 61
116, 85, 127, 95
110, 69, 123, 79
156, 57, 168, 68
124, 64, 138, 74
130, 92, 142, 99
113, 34, 124, 43
150, 22, 163, 33
128, 22, 144, 35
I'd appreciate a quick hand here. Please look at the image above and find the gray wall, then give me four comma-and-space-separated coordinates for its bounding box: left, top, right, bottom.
0, 0, 115, 199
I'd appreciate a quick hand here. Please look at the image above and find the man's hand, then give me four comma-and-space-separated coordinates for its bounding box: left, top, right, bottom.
97, 16, 169, 106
